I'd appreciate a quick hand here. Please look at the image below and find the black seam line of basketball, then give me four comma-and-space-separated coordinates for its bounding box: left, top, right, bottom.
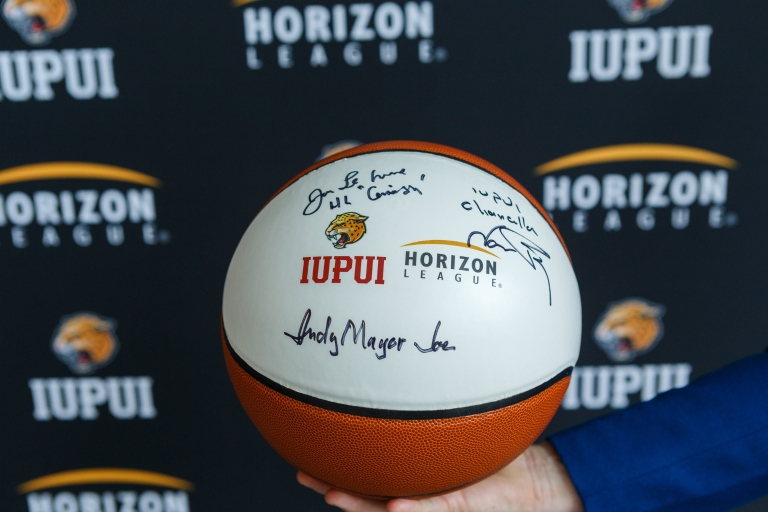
224, 324, 572, 420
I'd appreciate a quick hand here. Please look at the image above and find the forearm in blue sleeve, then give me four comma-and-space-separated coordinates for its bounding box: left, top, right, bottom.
549, 353, 768, 512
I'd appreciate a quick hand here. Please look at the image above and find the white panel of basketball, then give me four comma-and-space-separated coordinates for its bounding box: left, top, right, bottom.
223, 150, 581, 411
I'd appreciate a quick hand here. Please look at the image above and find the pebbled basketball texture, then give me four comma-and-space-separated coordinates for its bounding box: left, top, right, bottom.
223, 328, 570, 499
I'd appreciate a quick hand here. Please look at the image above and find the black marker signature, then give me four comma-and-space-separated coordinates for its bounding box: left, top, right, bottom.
284, 309, 407, 360
461, 200, 538, 236
472, 188, 514, 206
371, 168, 406, 182
492, 191, 514, 206
367, 184, 422, 201
414, 321, 456, 353
303, 188, 335, 216
467, 225, 553, 305
338, 171, 360, 191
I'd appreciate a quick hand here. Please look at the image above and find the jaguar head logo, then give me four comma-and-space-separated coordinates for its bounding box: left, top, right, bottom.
51, 312, 119, 374
594, 298, 665, 362
607, 0, 672, 24
326, 212, 368, 249
2, 0, 75, 45
316, 140, 363, 162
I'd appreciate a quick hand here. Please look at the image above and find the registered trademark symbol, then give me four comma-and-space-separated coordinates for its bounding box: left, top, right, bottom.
726, 212, 739, 227
159, 230, 172, 244
498, 283, 502, 288
435, 47, 448, 62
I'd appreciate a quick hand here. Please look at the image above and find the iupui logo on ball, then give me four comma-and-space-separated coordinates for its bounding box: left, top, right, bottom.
28, 312, 158, 422
562, 298, 692, 411
0, 0, 118, 101
19, 468, 193, 512
537, 143, 739, 233
0, 162, 171, 249
237, 1, 447, 70
302, 212, 385, 284
569, 0, 711, 82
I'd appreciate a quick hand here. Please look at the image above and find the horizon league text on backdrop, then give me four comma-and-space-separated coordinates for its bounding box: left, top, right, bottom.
536, 144, 739, 233
21, 467, 193, 512
0, 0, 118, 101
0, 163, 171, 249
240, 1, 447, 69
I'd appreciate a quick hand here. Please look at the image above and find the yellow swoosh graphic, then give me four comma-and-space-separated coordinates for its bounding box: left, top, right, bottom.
534, 144, 739, 175
18, 468, 193, 493
232, 0, 259, 6
0, 162, 161, 188
402, 240, 499, 258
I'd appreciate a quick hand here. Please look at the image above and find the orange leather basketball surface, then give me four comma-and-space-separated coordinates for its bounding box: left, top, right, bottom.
222, 329, 570, 499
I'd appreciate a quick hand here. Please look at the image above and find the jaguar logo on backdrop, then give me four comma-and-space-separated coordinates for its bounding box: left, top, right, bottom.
594, 298, 664, 362
607, 0, 673, 24
568, 0, 712, 82
562, 298, 692, 412
536, 143, 739, 233
28, 312, 158, 421
2, 0, 75, 45
0, 162, 171, 250
0, 0, 118, 101
51, 312, 119, 375
237, 1, 448, 70
19, 468, 193, 512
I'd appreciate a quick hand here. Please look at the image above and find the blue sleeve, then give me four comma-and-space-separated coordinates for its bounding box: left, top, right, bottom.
549, 353, 768, 512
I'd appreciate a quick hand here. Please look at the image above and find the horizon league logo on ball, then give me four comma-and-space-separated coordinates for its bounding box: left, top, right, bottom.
28, 312, 159, 422
238, 1, 447, 70
537, 143, 739, 233
0, 162, 171, 249
20, 467, 192, 512
0, 0, 118, 101
562, 298, 693, 412
568, 0, 712, 82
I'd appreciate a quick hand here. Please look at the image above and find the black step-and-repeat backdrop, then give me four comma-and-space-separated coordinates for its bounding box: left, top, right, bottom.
3, 1, 767, 510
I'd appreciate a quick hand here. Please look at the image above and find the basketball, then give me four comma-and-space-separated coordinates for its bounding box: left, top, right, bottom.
221, 141, 581, 499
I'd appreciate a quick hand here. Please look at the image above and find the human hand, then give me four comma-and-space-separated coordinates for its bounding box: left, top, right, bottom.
297, 441, 583, 512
